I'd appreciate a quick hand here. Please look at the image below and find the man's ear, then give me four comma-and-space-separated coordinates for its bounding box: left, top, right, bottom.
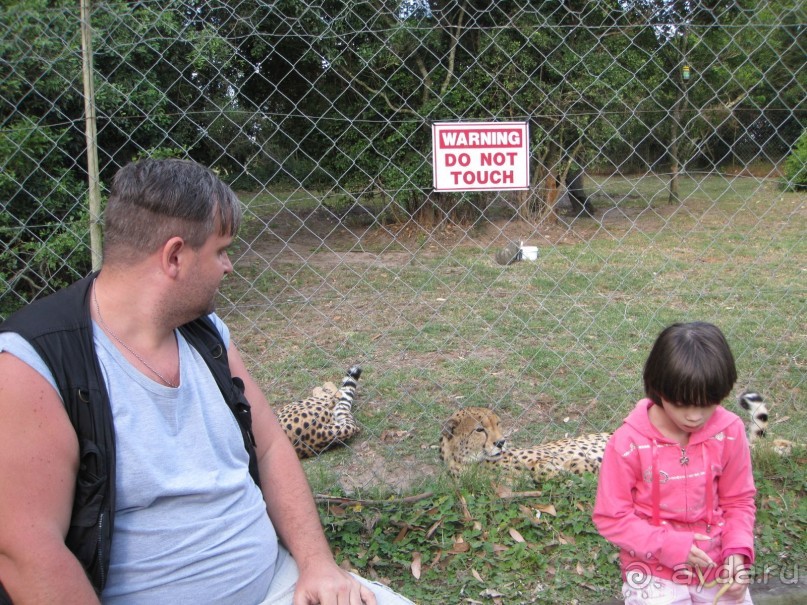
161, 236, 186, 277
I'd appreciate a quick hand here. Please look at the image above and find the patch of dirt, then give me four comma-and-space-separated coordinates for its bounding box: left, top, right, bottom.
243, 195, 679, 270
335, 442, 440, 493
237, 195, 701, 493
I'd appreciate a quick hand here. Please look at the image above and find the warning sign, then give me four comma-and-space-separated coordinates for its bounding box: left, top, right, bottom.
432, 121, 530, 191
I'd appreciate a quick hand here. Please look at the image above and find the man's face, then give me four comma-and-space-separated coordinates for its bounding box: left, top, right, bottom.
184, 229, 234, 317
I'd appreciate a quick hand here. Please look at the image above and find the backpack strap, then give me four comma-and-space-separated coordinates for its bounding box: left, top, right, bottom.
0, 274, 115, 598
178, 317, 261, 488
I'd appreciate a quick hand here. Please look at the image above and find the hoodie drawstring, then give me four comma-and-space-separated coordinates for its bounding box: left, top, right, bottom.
703, 441, 714, 533
651, 439, 661, 526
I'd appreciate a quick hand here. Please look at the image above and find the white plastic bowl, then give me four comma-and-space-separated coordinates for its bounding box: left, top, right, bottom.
521, 245, 538, 261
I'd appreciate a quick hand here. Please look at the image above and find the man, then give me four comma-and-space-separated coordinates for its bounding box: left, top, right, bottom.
0, 159, 414, 605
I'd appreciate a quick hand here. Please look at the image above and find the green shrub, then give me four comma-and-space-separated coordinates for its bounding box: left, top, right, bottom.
783, 129, 807, 190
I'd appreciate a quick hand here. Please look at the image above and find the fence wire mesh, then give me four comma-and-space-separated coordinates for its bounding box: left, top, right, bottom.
1, 0, 805, 492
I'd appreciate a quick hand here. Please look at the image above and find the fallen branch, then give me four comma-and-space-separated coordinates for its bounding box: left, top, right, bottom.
315, 491, 434, 506
493, 484, 544, 500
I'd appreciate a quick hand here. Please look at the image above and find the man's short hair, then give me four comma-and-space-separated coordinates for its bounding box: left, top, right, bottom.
102, 158, 242, 263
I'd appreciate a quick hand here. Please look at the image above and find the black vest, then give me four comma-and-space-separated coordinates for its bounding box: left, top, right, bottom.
0, 274, 260, 602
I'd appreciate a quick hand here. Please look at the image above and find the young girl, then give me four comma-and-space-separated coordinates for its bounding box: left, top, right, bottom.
593, 322, 756, 604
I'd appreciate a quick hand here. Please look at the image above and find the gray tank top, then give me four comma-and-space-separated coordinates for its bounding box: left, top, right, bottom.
0, 314, 278, 603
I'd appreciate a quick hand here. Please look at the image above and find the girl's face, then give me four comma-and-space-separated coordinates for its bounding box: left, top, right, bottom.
660, 399, 719, 434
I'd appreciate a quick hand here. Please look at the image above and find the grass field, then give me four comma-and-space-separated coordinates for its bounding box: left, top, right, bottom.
219, 173, 805, 603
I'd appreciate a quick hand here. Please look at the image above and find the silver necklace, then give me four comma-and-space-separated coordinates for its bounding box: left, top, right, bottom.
93, 280, 179, 388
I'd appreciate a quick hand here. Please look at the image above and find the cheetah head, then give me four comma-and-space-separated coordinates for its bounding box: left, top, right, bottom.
440, 407, 506, 476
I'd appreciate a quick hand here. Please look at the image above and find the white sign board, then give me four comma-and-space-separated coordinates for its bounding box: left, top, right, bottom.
432, 121, 530, 191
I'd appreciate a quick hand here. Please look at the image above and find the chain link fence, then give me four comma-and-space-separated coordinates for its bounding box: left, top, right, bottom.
2, 0, 804, 492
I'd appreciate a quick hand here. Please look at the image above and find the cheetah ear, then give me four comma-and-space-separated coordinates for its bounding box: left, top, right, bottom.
441, 416, 460, 439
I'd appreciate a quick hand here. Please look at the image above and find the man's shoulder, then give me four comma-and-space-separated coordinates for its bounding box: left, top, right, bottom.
207, 313, 230, 344
0, 334, 62, 399
180, 313, 229, 348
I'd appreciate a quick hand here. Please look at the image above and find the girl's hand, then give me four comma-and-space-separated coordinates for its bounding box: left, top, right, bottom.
687, 534, 717, 569
721, 554, 750, 601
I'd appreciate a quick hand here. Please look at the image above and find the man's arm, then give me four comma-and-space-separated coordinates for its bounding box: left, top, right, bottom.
227, 344, 376, 605
0, 353, 100, 604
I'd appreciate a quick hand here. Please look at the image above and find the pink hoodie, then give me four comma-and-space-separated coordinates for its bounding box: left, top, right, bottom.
593, 399, 756, 584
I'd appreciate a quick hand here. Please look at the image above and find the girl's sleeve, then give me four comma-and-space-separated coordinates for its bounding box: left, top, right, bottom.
593, 436, 693, 569
718, 420, 756, 563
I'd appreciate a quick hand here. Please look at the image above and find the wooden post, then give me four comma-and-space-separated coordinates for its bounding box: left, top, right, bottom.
80, 0, 103, 270
668, 31, 690, 205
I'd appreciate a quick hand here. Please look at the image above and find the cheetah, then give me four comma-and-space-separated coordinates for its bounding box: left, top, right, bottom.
442, 395, 799, 481
440, 407, 609, 481
278, 365, 362, 459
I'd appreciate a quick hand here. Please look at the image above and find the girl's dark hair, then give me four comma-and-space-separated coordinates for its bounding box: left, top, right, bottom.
643, 322, 737, 407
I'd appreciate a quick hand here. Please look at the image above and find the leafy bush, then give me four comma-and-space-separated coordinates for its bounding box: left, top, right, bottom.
0, 117, 90, 318
782, 129, 807, 190
0, 212, 91, 319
